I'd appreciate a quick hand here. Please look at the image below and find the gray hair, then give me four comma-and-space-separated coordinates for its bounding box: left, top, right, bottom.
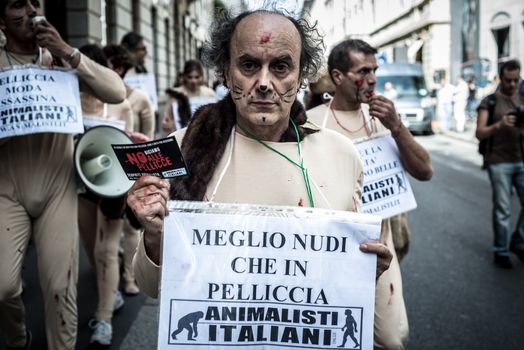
201, 9, 325, 89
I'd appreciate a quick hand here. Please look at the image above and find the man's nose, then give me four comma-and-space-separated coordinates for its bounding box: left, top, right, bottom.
367, 71, 377, 85
257, 68, 272, 92
26, 3, 38, 16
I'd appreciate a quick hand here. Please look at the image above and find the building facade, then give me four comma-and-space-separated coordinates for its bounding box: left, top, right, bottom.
309, 0, 523, 90
310, 0, 452, 90
478, 0, 524, 81
40, 0, 218, 127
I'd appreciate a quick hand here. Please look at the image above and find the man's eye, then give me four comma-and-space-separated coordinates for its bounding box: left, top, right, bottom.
273, 63, 289, 74
241, 62, 257, 72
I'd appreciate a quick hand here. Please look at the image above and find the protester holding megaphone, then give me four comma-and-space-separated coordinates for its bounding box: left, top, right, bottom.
75, 44, 139, 348
0, 2, 126, 349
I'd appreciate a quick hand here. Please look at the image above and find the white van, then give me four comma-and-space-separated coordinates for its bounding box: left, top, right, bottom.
375, 63, 435, 135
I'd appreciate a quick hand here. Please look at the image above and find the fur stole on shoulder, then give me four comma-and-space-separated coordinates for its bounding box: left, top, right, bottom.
165, 87, 192, 128
169, 95, 317, 200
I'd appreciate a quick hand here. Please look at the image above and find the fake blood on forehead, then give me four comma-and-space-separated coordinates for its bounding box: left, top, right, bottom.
259, 32, 272, 44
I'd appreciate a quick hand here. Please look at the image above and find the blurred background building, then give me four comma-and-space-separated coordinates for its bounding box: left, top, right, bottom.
13, 0, 523, 130
310, 0, 524, 91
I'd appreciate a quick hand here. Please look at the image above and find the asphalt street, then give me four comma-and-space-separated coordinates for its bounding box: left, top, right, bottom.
402, 132, 524, 350
2, 128, 524, 349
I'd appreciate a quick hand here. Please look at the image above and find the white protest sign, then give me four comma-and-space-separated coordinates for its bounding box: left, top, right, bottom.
354, 134, 417, 218
0, 65, 83, 139
189, 96, 217, 116
158, 201, 381, 350
124, 73, 158, 112
83, 116, 125, 131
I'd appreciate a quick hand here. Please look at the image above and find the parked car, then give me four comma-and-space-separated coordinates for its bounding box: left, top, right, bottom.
375, 63, 435, 135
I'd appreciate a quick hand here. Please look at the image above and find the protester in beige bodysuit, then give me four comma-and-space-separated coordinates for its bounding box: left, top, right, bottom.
76, 44, 134, 347
308, 39, 433, 349
103, 44, 154, 296
126, 9, 393, 339
0, 1, 125, 350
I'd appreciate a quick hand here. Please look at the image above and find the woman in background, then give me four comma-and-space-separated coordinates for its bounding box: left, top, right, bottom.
174, 59, 217, 115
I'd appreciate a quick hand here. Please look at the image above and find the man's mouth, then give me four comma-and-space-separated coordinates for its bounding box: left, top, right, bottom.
251, 100, 275, 108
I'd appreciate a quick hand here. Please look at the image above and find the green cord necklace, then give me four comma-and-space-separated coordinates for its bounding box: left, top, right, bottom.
237, 119, 315, 208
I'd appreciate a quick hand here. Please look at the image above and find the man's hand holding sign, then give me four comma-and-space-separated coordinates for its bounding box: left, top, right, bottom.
157, 202, 381, 349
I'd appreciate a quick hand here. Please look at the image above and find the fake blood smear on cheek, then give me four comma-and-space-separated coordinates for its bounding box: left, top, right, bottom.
355, 79, 374, 97
259, 32, 272, 44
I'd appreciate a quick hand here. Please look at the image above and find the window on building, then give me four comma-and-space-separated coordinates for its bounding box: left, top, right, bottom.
492, 27, 510, 59
44, 0, 67, 39
165, 18, 171, 84
490, 12, 511, 59
105, 0, 116, 44
151, 7, 159, 83
173, 4, 181, 74
132, 0, 141, 33
393, 46, 408, 63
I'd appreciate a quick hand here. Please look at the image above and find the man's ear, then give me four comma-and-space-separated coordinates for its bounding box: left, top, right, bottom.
331, 69, 344, 86
223, 68, 231, 88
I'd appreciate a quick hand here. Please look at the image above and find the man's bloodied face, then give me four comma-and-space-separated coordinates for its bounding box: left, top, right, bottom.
226, 12, 302, 129
337, 50, 378, 104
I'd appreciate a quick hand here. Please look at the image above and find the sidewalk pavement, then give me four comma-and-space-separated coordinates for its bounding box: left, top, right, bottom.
435, 118, 478, 144
119, 297, 159, 349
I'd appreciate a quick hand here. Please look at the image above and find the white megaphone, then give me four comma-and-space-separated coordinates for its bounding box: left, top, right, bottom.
74, 125, 133, 198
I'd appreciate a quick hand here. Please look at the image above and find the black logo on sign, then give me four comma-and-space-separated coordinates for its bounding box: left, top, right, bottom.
338, 309, 359, 348
171, 311, 204, 341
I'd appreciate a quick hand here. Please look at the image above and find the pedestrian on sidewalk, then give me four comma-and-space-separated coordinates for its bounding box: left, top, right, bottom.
454, 75, 469, 132
436, 77, 455, 132
475, 59, 524, 269
0, 1, 126, 349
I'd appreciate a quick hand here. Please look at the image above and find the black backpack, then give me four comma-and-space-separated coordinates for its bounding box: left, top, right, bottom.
478, 94, 496, 160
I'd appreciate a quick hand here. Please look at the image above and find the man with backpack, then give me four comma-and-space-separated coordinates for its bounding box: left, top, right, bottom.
475, 59, 524, 269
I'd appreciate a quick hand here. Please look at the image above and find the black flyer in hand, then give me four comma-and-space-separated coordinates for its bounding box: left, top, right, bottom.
112, 137, 188, 180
